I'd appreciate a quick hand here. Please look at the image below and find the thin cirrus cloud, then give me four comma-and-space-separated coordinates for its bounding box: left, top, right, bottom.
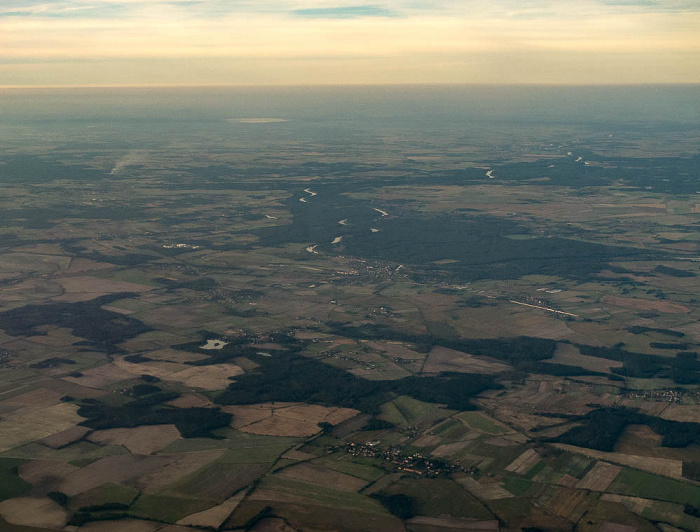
0, 0, 698, 86
292, 5, 396, 18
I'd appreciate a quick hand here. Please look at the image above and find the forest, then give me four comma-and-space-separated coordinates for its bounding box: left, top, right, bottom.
215, 351, 496, 413
76, 383, 232, 438
551, 407, 700, 451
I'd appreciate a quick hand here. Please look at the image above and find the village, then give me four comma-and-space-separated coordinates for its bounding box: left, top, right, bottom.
326, 441, 476, 478
624, 388, 700, 403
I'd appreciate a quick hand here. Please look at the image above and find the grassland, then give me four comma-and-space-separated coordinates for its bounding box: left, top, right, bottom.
129, 494, 211, 523
0, 458, 31, 501
501, 476, 533, 496
70, 483, 139, 509
382, 396, 454, 427
457, 412, 510, 434
316, 456, 386, 481
609, 468, 700, 506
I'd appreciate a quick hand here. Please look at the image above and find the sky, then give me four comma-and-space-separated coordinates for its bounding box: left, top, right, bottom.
0, 0, 698, 86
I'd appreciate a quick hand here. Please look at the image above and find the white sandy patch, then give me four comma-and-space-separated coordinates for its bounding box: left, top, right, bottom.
265, 215, 277, 219
201, 339, 228, 350
303, 188, 317, 196
305, 245, 318, 254
339, 219, 347, 225
299, 197, 307, 203
332, 236, 342, 244
370, 228, 380, 233
374, 208, 389, 216
486, 169, 494, 179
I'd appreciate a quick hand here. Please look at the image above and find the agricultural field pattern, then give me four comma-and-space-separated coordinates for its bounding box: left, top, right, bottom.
0, 86, 698, 532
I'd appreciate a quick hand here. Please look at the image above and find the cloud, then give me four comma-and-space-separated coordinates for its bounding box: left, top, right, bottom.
0, 0, 698, 85
2, 0, 696, 22
0, 1, 123, 18
599, 0, 698, 8
293, 5, 396, 18
599, 0, 659, 5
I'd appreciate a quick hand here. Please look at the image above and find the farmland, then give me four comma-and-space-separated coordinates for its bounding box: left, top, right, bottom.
0, 86, 698, 530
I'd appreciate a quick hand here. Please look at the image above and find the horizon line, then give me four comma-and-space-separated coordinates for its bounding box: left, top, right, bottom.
2, 81, 699, 90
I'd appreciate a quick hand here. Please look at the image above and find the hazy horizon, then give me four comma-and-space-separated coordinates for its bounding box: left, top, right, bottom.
2, 82, 700, 89
1, 84, 697, 124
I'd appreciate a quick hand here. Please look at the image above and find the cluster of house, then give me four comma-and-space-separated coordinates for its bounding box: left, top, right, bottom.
321, 350, 377, 371
327, 441, 473, 477
624, 388, 694, 403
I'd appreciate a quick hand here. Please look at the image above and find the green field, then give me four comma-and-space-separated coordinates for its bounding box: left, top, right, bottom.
129, 494, 212, 523
470, 442, 526, 474
161, 461, 266, 502
385, 396, 454, 426
431, 418, 471, 440
502, 476, 532, 496
71, 483, 139, 510
379, 401, 406, 425
0, 458, 30, 502
578, 500, 658, 532
480, 496, 531, 522
551, 451, 594, 479
609, 468, 700, 506
162, 429, 297, 462
317, 457, 386, 482
381, 478, 493, 519
457, 412, 509, 434
524, 460, 547, 479
1, 441, 129, 463
226, 499, 403, 532
259, 476, 388, 513
641, 499, 700, 530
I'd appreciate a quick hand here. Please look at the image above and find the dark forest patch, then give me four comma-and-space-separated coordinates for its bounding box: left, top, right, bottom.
627, 326, 684, 338
215, 351, 496, 414
578, 344, 700, 382
256, 188, 652, 282
655, 264, 696, 278
29, 357, 76, 369
77, 399, 231, 439
550, 407, 700, 451
0, 154, 100, 184
0, 293, 151, 351
61, 241, 156, 266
